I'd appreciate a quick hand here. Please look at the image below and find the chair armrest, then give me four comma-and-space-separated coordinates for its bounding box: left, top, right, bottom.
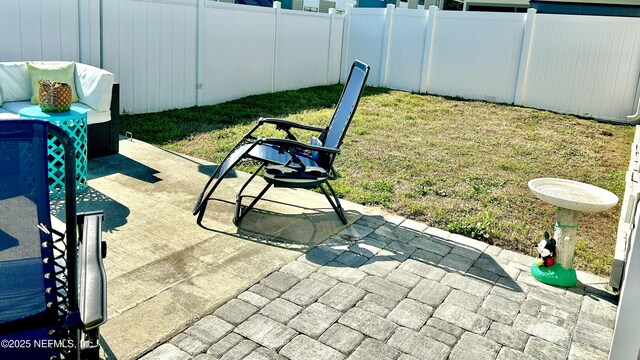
258, 118, 326, 132
258, 137, 340, 154
77, 211, 107, 330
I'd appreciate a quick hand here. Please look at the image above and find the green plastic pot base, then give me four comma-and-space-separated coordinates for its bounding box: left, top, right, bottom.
530, 263, 577, 287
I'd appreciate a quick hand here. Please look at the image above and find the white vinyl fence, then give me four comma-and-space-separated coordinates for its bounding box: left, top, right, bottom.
102, 0, 199, 113
341, 5, 640, 123
200, 2, 343, 106
0, 0, 87, 64
427, 10, 525, 105
521, 14, 640, 122
2, 1, 640, 122
101, 0, 343, 114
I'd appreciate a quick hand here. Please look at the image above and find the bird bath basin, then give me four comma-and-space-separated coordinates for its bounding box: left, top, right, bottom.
528, 178, 619, 213
528, 178, 618, 287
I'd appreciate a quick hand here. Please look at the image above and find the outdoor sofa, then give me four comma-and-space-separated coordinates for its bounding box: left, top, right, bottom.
0, 61, 119, 159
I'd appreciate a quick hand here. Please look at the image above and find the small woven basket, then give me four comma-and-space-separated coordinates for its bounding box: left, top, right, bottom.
39, 80, 72, 112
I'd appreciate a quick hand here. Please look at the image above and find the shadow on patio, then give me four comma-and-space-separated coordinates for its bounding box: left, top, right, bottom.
198, 197, 364, 251
51, 186, 130, 232
311, 221, 524, 294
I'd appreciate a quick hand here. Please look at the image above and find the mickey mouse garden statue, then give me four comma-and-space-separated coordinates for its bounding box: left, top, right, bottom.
530, 230, 577, 287
534, 231, 556, 268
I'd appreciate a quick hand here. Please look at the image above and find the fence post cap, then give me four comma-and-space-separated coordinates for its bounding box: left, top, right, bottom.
273, 1, 282, 8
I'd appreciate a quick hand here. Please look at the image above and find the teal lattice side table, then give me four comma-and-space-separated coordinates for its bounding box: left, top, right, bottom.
19, 106, 88, 198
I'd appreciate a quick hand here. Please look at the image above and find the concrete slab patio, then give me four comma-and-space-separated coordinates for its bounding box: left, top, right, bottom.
67, 138, 618, 359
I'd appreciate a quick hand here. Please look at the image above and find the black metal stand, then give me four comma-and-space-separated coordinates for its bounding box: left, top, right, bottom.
231, 164, 348, 226
319, 181, 347, 224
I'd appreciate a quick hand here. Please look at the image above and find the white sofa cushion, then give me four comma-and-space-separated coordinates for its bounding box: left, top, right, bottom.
75, 63, 114, 112
2, 101, 110, 125
0, 63, 31, 102
0, 101, 29, 114
0, 108, 19, 120
71, 103, 111, 124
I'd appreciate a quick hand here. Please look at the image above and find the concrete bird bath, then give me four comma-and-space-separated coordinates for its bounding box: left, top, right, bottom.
528, 178, 618, 287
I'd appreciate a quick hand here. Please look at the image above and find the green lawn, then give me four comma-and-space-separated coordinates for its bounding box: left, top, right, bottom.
121, 85, 634, 276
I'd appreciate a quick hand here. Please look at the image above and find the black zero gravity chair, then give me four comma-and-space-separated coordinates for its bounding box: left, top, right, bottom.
193, 60, 370, 226
0, 120, 107, 359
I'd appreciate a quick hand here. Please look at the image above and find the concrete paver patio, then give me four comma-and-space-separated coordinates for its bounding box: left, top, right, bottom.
140, 215, 618, 360
75, 138, 618, 359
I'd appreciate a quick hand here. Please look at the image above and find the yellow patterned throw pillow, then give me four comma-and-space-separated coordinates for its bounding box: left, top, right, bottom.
27, 62, 79, 104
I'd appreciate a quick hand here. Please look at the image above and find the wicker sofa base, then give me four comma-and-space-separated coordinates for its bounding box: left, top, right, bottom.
88, 122, 118, 159
88, 83, 120, 159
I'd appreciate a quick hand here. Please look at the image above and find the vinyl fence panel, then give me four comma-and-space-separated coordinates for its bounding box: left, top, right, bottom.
0, 0, 80, 62
78, 0, 102, 67
102, 0, 198, 114
521, 14, 640, 122
202, 2, 276, 105
328, 15, 345, 84
385, 8, 429, 92
341, 7, 640, 122
427, 11, 525, 104
4, 0, 640, 122
341, 8, 387, 86
275, 11, 333, 92
101, 0, 343, 114
274, 10, 344, 90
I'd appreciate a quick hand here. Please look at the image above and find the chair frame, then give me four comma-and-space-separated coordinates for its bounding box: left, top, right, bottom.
0, 120, 107, 360
194, 61, 370, 226
232, 147, 347, 225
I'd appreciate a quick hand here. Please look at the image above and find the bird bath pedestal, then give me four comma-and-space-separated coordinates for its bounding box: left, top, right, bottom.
528, 178, 618, 287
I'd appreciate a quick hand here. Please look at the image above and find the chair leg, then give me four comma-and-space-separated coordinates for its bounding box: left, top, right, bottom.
193, 143, 259, 218
234, 182, 273, 225
234, 164, 271, 225
80, 328, 101, 360
238, 163, 265, 198
196, 158, 253, 226
319, 181, 348, 225
98, 333, 116, 360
